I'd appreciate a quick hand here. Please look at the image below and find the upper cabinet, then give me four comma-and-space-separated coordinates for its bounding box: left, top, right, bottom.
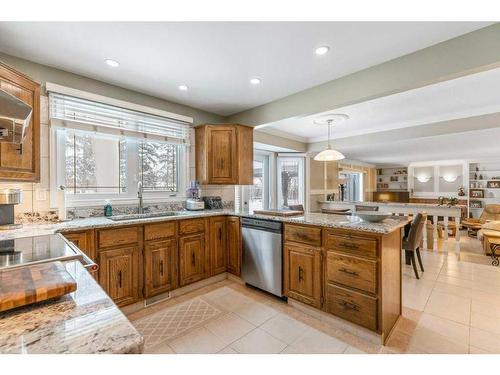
0, 62, 40, 182
195, 124, 253, 185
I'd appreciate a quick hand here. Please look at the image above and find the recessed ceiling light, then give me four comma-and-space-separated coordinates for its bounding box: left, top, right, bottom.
315, 46, 330, 56
104, 59, 120, 68
250, 78, 261, 85
178, 85, 188, 91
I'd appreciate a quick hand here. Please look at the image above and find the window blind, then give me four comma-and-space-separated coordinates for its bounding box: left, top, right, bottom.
49, 92, 191, 144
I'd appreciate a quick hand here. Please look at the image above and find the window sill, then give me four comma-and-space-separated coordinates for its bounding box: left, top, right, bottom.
66, 195, 187, 208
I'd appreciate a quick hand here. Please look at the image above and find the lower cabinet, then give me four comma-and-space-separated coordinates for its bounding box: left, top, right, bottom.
179, 233, 206, 286
144, 239, 177, 298
98, 246, 142, 307
62, 230, 97, 279
210, 217, 227, 276
226, 216, 241, 276
284, 243, 323, 308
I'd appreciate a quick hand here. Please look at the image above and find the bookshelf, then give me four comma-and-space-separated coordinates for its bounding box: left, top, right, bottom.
376, 167, 408, 191
468, 161, 500, 218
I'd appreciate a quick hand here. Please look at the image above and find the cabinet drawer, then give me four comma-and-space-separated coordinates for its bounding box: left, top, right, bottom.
98, 226, 139, 249
179, 218, 206, 235
285, 224, 321, 247
325, 232, 377, 259
327, 251, 377, 294
144, 222, 176, 241
326, 283, 377, 331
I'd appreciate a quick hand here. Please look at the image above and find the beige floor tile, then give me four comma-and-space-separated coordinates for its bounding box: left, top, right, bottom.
471, 312, 500, 334
280, 328, 348, 354
469, 345, 493, 354
230, 328, 287, 354
433, 282, 473, 299
217, 346, 238, 354
144, 342, 175, 354
402, 282, 433, 311
471, 299, 500, 319
407, 328, 468, 354
206, 291, 254, 312
424, 290, 471, 325
417, 313, 469, 344
169, 327, 226, 354
470, 327, 500, 353
343, 345, 367, 354
204, 312, 256, 345
260, 313, 311, 344
233, 301, 279, 325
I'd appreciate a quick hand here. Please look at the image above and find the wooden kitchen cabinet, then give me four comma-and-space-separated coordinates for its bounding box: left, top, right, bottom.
62, 230, 96, 261
195, 124, 253, 185
144, 239, 177, 297
284, 243, 323, 309
0, 62, 41, 182
209, 216, 227, 276
226, 216, 241, 276
179, 233, 206, 286
98, 246, 142, 307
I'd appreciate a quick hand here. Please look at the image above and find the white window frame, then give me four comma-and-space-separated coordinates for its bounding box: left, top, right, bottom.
277, 154, 306, 209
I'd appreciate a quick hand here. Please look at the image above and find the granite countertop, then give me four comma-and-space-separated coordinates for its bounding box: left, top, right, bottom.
0, 209, 410, 240
319, 200, 465, 208
0, 261, 144, 354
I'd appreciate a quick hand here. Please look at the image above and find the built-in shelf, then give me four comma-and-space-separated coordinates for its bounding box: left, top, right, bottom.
468, 161, 500, 218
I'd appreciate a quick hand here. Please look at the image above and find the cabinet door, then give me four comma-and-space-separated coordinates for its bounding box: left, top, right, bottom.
99, 246, 141, 307
144, 239, 177, 297
284, 243, 322, 308
179, 233, 206, 286
0, 62, 40, 182
226, 216, 241, 276
210, 217, 227, 275
63, 230, 96, 261
208, 126, 237, 183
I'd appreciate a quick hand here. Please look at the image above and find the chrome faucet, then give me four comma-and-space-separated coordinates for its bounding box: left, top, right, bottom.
137, 181, 144, 214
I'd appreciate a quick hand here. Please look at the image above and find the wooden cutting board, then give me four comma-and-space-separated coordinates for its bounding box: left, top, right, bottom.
0, 261, 77, 313
253, 209, 304, 217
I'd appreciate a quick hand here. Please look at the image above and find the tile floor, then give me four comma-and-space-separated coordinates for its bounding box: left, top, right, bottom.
128, 232, 500, 354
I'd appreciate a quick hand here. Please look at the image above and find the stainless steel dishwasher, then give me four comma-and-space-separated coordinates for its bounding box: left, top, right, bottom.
241, 217, 283, 298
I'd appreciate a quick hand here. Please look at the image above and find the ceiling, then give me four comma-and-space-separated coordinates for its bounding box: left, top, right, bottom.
260, 67, 500, 142
0, 22, 491, 116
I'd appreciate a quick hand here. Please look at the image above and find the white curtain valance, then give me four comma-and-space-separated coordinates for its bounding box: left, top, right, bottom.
48, 92, 191, 144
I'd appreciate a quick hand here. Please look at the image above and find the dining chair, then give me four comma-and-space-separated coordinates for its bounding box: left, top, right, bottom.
403, 212, 427, 279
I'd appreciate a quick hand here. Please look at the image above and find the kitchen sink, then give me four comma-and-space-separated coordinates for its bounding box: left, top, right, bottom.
107, 211, 188, 221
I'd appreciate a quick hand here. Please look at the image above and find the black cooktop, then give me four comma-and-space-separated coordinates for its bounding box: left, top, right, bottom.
0, 234, 79, 269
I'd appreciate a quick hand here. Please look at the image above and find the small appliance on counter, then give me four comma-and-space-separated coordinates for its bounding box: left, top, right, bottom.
186, 180, 205, 211
202, 196, 223, 210
0, 189, 23, 230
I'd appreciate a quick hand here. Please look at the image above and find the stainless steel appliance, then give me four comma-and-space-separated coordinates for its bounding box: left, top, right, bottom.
241, 217, 283, 297
0, 189, 23, 230
0, 88, 33, 144
186, 198, 205, 211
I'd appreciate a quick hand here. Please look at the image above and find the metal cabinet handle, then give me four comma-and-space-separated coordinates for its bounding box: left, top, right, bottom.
219, 227, 222, 242
160, 260, 164, 276
339, 267, 359, 276
340, 301, 359, 311
298, 266, 304, 282
118, 270, 122, 288
191, 252, 196, 267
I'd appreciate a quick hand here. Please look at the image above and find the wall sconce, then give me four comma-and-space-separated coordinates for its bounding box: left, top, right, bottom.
442, 175, 460, 183
416, 175, 431, 183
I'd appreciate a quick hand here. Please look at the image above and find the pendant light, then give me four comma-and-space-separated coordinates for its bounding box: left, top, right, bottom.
313, 115, 347, 161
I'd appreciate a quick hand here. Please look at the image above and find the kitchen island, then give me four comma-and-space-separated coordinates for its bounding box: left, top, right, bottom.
0, 260, 144, 354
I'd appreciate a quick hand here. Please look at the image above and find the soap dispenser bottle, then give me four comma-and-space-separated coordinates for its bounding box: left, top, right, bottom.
104, 200, 113, 217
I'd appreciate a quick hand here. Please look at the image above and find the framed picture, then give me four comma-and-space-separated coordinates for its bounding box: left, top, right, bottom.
470, 189, 484, 198
487, 180, 500, 189
470, 200, 482, 209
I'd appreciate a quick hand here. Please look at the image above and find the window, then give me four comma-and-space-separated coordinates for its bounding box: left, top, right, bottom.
249, 154, 270, 211
61, 129, 185, 198
49, 89, 191, 205
277, 156, 305, 209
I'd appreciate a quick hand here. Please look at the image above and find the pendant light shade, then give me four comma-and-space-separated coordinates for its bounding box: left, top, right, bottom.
314, 146, 345, 161
313, 116, 346, 162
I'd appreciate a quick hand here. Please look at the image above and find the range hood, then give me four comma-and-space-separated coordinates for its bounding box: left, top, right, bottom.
0, 89, 32, 144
